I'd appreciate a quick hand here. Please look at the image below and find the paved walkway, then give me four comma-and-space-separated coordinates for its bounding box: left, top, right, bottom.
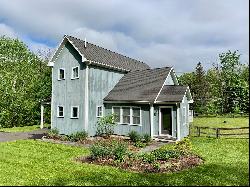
0, 128, 48, 142
139, 142, 171, 153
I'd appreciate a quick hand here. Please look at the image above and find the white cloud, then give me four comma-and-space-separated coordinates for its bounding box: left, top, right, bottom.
0, 0, 248, 72
0, 23, 18, 38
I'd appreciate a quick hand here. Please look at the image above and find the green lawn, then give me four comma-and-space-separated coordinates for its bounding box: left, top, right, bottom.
0, 123, 50, 132
0, 117, 249, 186
0, 139, 248, 185
190, 117, 249, 138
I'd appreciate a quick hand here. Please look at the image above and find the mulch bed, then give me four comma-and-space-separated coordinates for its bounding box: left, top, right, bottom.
75, 154, 203, 173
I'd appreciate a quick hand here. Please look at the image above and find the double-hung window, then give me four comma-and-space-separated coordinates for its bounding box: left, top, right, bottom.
57, 106, 64, 117
72, 66, 79, 79
58, 68, 65, 80
71, 106, 79, 118
113, 107, 121, 123
122, 107, 130, 124
132, 107, 140, 125
96, 105, 103, 117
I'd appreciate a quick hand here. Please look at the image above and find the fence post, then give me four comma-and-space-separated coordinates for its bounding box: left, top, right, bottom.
216, 128, 220, 138
197, 127, 200, 137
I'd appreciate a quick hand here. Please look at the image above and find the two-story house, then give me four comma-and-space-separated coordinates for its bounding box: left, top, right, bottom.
47, 35, 193, 140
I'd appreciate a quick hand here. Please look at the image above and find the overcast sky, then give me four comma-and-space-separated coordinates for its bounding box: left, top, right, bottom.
0, 0, 249, 73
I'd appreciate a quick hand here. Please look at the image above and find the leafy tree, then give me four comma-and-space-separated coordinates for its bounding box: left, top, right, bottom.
0, 36, 51, 128
219, 50, 248, 113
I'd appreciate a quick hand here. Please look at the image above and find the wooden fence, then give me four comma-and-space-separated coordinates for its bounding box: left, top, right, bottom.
193, 126, 249, 138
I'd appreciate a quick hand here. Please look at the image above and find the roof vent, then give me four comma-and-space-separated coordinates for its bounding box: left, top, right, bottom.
84, 37, 87, 48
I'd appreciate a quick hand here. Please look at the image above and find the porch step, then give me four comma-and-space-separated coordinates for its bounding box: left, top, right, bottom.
153, 135, 177, 143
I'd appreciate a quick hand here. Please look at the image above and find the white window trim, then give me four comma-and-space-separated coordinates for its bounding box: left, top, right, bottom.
57, 105, 64, 118
96, 105, 104, 118
71, 106, 79, 119
58, 68, 65, 80
112, 106, 142, 126
71, 66, 79, 79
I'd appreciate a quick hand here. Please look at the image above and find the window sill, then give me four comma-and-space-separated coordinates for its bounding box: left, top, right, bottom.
118, 123, 142, 126
70, 117, 79, 119
129, 124, 142, 126
58, 79, 65, 81
71, 77, 79, 80
57, 116, 64, 118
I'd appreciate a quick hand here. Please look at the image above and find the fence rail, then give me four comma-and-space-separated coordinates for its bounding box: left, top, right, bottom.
193, 126, 249, 138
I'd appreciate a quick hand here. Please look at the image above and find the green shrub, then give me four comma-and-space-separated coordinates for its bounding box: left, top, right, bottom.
90, 143, 110, 159
68, 131, 88, 142
139, 153, 156, 163
174, 137, 192, 154
143, 134, 151, 144
96, 114, 117, 137
134, 141, 146, 148
90, 140, 128, 162
128, 130, 141, 142
112, 141, 128, 162
47, 128, 60, 139
152, 149, 182, 160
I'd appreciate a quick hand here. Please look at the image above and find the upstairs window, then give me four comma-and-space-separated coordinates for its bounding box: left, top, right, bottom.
96, 105, 103, 117
72, 66, 79, 79
58, 68, 65, 80
57, 106, 64, 117
71, 106, 79, 118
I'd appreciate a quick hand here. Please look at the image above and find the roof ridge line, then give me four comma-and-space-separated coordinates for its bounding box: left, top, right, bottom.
66, 35, 147, 66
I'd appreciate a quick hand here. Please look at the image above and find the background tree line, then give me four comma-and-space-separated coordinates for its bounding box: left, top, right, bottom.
178, 50, 249, 115
0, 36, 52, 128
0, 37, 248, 128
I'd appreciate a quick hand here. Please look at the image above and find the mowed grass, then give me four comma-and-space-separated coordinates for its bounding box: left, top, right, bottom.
0, 123, 50, 132
190, 116, 249, 138
0, 137, 249, 185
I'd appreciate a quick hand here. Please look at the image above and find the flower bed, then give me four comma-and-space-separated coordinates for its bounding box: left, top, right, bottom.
75, 137, 203, 173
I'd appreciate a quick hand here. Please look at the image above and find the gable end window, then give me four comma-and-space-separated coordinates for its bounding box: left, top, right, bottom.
72, 66, 79, 79
71, 106, 79, 118
57, 106, 64, 117
58, 68, 65, 80
96, 105, 103, 117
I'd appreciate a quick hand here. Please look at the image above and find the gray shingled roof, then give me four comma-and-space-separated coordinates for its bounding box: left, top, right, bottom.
66, 35, 150, 71
157, 85, 188, 102
104, 67, 172, 102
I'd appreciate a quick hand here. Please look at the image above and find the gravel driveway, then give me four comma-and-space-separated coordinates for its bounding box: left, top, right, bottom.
0, 128, 48, 142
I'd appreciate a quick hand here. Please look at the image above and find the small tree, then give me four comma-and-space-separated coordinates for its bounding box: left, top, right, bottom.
96, 113, 117, 137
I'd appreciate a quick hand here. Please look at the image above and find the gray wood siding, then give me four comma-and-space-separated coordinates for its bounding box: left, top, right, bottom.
104, 103, 151, 136
52, 42, 86, 135
88, 66, 124, 136
179, 95, 189, 139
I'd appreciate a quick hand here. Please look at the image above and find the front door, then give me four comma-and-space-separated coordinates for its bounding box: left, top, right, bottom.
161, 108, 172, 135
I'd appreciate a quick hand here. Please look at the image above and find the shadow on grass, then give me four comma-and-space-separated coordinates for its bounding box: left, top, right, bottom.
33, 162, 249, 186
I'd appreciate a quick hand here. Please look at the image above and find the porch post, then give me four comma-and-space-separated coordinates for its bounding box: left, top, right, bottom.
40, 104, 44, 129
150, 104, 154, 138
176, 104, 181, 141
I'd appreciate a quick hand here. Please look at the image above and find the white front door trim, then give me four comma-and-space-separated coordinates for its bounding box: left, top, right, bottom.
159, 106, 174, 136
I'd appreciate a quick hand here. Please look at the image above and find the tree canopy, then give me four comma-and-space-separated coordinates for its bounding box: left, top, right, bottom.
178, 50, 249, 115
0, 36, 51, 128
